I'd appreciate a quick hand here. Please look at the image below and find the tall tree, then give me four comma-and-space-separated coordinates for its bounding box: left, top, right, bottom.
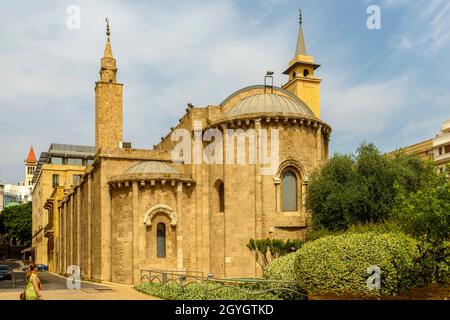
306, 143, 435, 231
1, 202, 32, 243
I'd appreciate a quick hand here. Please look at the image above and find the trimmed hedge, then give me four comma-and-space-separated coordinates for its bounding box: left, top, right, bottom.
135, 281, 280, 300
265, 253, 306, 299
295, 232, 421, 297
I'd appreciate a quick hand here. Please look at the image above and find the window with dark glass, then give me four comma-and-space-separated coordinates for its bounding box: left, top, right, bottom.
445, 145, 450, 154
281, 170, 297, 212
52, 174, 59, 188
219, 182, 225, 213
67, 158, 83, 166
156, 223, 166, 258
51, 157, 63, 165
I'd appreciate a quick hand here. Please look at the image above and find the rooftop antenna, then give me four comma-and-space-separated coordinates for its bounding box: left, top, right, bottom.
264, 71, 274, 93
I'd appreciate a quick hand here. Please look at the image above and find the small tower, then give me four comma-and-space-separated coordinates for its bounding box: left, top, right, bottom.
282, 10, 322, 118
24, 145, 37, 186
95, 18, 123, 150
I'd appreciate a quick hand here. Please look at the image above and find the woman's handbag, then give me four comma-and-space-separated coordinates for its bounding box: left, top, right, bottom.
20, 291, 26, 300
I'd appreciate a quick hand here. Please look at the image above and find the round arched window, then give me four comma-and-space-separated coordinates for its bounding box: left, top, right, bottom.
281, 170, 297, 211
156, 223, 166, 258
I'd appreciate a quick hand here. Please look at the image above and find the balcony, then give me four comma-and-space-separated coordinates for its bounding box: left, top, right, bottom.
44, 223, 54, 239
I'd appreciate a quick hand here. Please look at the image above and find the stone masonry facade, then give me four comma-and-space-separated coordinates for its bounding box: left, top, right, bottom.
37, 20, 332, 285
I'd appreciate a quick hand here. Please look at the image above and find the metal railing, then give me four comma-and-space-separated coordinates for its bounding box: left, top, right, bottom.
139, 269, 307, 300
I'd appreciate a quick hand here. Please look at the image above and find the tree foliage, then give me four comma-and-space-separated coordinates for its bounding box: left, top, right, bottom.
306, 143, 435, 231
246, 238, 302, 270
392, 172, 450, 241
0, 202, 32, 243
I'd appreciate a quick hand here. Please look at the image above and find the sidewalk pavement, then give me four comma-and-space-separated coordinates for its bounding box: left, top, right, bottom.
0, 273, 159, 300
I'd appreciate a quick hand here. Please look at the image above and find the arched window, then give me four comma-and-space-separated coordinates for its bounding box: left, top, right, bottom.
281, 170, 297, 211
303, 69, 309, 77
156, 223, 166, 258
218, 182, 225, 213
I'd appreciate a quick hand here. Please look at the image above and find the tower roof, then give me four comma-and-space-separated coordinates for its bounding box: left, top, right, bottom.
282, 10, 320, 75
225, 92, 314, 118
295, 10, 307, 56
103, 38, 113, 58
26, 146, 36, 163
103, 18, 113, 58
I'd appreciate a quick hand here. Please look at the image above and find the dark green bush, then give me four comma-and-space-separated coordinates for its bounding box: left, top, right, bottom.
295, 232, 421, 297
415, 240, 450, 286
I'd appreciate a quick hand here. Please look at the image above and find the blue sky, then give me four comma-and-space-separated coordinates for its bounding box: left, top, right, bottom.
0, 0, 449, 183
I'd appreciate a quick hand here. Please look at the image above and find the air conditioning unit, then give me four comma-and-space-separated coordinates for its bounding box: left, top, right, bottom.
119, 142, 132, 149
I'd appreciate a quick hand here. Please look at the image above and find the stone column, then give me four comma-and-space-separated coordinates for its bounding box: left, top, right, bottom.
71, 196, 74, 268
221, 124, 228, 278
254, 119, 263, 276
87, 173, 92, 279
176, 182, 184, 270
316, 124, 323, 166
77, 187, 82, 269
132, 181, 140, 284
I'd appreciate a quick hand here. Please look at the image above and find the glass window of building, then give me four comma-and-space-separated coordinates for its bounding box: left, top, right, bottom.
156, 223, 166, 258
52, 174, 59, 188
51, 157, 63, 165
67, 158, 83, 166
281, 170, 297, 212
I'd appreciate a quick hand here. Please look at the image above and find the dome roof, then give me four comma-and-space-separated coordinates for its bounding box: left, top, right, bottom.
125, 161, 179, 175
225, 93, 314, 118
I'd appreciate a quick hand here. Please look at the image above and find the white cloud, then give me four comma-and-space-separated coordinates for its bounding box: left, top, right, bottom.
322, 73, 416, 144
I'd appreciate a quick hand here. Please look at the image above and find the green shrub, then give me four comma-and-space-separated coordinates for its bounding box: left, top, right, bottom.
265, 253, 306, 299
415, 240, 450, 286
295, 232, 421, 297
135, 281, 280, 300
247, 238, 302, 270
306, 222, 402, 242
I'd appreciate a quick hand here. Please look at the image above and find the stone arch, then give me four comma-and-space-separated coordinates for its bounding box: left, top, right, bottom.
274, 158, 308, 184
143, 204, 177, 227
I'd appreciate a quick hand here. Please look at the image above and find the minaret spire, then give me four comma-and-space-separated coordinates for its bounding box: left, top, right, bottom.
95, 18, 123, 150
103, 18, 113, 59
100, 17, 117, 82
282, 9, 322, 118
106, 17, 111, 39
295, 8, 307, 56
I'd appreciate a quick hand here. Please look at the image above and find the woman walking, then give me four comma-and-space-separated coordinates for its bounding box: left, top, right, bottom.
25, 262, 43, 300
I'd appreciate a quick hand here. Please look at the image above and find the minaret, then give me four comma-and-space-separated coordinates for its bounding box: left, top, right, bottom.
95, 18, 123, 150
282, 10, 322, 118
24, 145, 37, 186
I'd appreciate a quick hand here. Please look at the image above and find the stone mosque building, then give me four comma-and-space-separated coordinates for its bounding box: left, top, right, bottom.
43, 16, 331, 284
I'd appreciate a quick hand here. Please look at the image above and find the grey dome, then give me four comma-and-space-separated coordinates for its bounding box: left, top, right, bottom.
226, 93, 314, 118
126, 161, 179, 175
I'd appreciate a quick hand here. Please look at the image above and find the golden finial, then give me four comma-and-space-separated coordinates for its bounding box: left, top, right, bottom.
105, 17, 110, 38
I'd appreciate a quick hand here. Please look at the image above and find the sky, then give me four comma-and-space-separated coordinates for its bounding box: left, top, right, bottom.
0, 0, 449, 184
